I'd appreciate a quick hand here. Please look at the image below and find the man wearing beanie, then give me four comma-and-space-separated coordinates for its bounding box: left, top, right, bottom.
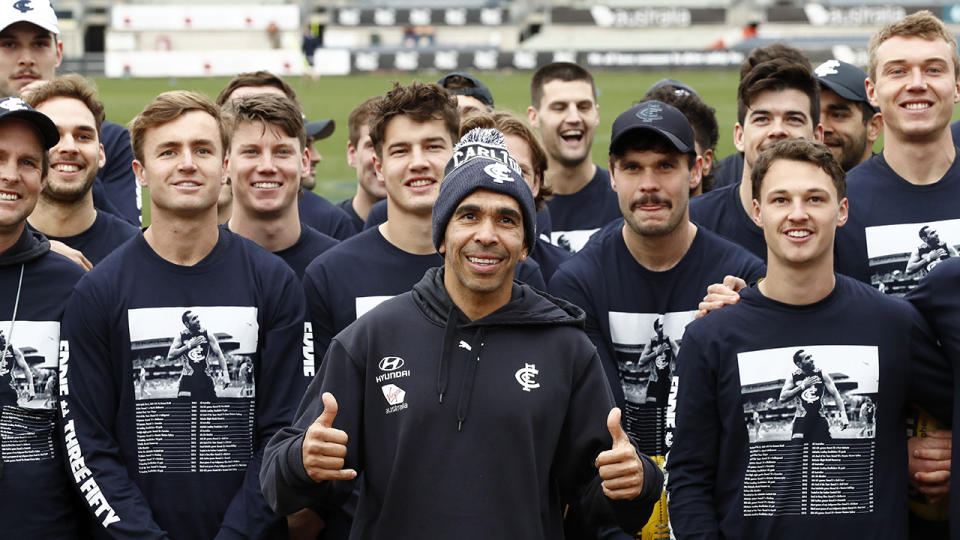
550, 101, 764, 539
262, 128, 662, 539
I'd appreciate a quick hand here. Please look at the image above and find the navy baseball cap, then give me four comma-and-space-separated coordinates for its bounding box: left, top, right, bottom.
305, 118, 335, 140
437, 72, 494, 108
814, 60, 878, 112
644, 78, 700, 99
610, 101, 695, 155
0, 96, 58, 149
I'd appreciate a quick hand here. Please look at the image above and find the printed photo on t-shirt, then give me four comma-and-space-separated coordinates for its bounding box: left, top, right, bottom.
865, 219, 960, 295
549, 228, 600, 253
128, 306, 259, 401
127, 306, 260, 475
609, 310, 696, 456
0, 320, 60, 410
737, 345, 879, 517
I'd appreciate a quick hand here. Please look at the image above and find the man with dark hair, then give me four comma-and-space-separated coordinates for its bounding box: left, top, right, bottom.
24, 74, 138, 265
223, 94, 338, 279
528, 62, 619, 252
0, 0, 140, 225
813, 59, 883, 172
549, 101, 763, 539
59, 91, 306, 538
338, 95, 386, 229
436, 71, 494, 118
262, 128, 662, 539
711, 43, 813, 189
690, 55, 822, 260
0, 95, 86, 537
215, 70, 357, 240
642, 84, 720, 195
303, 82, 545, 371
669, 138, 951, 539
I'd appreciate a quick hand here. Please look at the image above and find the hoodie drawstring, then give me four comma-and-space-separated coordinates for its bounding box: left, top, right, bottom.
436, 306, 458, 404
0, 263, 25, 481
456, 327, 484, 432
1, 264, 24, 364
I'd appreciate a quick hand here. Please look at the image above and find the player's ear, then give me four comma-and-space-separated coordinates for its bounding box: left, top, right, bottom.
733, 123, 745, 153
752, 198, 763, 227
133, 160, 148, 187
837, 197, 849, 227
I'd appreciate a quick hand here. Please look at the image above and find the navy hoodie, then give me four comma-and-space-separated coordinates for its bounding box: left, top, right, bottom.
262, 266, 663, 539
59, 229, 306, 539
668, 275, 952, 540
1, 228, 85, 538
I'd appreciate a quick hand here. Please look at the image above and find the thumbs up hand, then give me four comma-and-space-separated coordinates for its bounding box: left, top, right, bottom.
302, 392, 357, 483
594, 407, 644, 500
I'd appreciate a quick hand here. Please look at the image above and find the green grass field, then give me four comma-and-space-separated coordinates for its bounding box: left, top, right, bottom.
91, 69, 743, 206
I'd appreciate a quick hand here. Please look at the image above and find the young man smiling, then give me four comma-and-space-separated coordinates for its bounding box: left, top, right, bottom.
223, 94, 337, 279
262, 129, 662, 539
24, 75, 138, 265
668, 139, 952, 539
690, 55, 823, 261
549, 101, 763, 539
59, 91, 306, 538
835, 11, 960, 296
528, 62, 619, 252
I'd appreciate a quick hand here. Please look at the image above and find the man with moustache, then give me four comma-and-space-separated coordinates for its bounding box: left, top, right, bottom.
550, 101, 763, 539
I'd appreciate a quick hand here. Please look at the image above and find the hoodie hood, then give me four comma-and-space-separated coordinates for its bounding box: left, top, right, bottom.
412, 266, 586, 431
412, 266, 585, 329
1, 227, 50, 266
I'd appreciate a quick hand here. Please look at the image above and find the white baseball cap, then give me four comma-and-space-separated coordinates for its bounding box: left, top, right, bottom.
1, 0, 59, 35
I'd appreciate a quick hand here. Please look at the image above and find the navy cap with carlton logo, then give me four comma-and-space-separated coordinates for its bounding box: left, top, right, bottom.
814, 59, 879, 112
0, 96, 59, 149
436, 72, 494, 108
610, 101, 695, 155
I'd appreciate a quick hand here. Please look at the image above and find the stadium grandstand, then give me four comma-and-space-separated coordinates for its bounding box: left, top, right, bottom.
48, 0, 960, 78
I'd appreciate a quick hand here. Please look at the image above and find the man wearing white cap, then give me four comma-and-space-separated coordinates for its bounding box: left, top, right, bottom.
0, 0, 141, 225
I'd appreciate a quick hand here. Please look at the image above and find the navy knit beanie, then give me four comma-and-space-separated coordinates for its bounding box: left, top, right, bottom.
432, 128, 536, 251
